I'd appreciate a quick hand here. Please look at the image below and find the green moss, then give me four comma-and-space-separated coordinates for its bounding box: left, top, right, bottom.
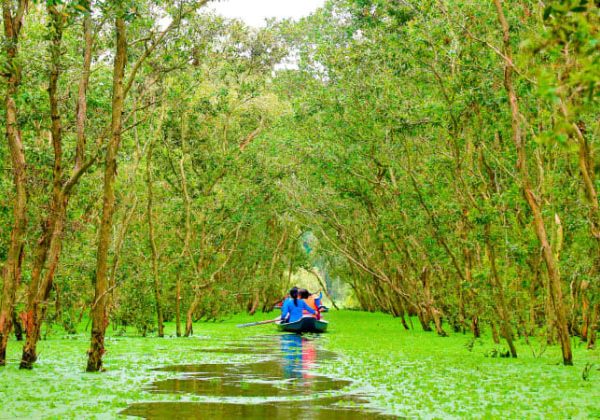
0, 311, 598, 418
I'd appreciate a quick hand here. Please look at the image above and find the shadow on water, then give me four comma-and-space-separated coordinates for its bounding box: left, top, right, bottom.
121, 334, 395, 419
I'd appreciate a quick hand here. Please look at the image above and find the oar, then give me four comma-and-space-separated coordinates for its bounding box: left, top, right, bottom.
236, 318, 280, 328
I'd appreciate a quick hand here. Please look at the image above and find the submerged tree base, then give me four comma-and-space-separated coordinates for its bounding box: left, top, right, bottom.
19, 349, 36, 370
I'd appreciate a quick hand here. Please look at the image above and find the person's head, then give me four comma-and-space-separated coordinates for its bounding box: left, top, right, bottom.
289, 287, 299, 306
299, 289, 309, 299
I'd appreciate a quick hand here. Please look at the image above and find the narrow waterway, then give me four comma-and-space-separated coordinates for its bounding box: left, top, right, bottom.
121, 334, 394, 419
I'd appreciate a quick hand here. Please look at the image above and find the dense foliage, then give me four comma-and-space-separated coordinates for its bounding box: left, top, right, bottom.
0, 0, 598, 372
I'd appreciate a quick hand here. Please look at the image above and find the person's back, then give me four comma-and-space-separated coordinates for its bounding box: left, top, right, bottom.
281, 287, 315, 323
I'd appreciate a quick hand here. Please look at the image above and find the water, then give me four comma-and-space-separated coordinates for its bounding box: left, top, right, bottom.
121, 334, 395, 419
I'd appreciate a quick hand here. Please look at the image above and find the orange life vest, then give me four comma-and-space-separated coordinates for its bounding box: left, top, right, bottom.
302, 295, 320, 319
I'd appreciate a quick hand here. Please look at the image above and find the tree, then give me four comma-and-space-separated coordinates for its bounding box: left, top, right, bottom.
0, 0, 29, 366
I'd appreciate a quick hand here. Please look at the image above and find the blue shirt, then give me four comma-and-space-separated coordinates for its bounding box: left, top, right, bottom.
315, 292, 322, 308
281, 297, 315, 323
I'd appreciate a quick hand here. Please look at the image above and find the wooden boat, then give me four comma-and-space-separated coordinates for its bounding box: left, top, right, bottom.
276, 317, 328, 333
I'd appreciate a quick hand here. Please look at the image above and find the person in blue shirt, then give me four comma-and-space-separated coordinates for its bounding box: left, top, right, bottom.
281, 287, 315, 323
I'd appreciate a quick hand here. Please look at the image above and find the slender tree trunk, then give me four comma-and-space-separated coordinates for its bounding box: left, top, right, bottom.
0, 0, 28, 367
528, 255, 541, 335
471, 316, 480, 338
87, 16, 127, 372
491, 322, 500, 344
431, 309, 446, 337
185, 296, 199, 337
108, 197, 138, 314
20, 4, 65, 369
249, 291, 260, 315
175, 274, 181, 337
398, 306, 410, 331
25, 228, 52, 333
484, 223, 517, 357
421, 267, 446, 336
416, 269, 432, 331
12, 312, 22, 341
177, 122, 196, 339
417, 307, 432, 332
493, 0, 572, 365
580, 280, 591, 342
20, 211, 66, 368
544, 272, 556, 345
54, 282, 62, 324
146, 139, 164, 337
460, 221, 477, 337
75, 5, 93, 172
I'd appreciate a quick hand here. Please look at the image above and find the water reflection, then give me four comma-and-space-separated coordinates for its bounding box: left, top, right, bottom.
148, 361, 350, 397
281, 334, 303, 378
121, 334, 394, 419
281, 334, 320, 382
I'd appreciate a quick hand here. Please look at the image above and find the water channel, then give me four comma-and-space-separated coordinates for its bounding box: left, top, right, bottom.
121, 334, 395, 419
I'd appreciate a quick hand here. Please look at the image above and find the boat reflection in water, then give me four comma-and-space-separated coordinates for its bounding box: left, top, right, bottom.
281, 334, 318, 380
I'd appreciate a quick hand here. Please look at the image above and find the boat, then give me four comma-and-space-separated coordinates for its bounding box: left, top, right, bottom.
276, 317, 328, 333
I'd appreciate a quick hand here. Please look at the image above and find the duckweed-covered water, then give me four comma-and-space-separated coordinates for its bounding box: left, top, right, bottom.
2, 311, 597, 418
121, 334, 393, 419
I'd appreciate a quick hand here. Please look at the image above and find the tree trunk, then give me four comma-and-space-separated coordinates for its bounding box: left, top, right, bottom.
146, 137, 164, 338
185, 295, 199, 337
544, 274, 556, 345
177, 124, 196, 339
484, 223, 517, 357
417, 307, 432, 332
461, 226, 474, 336
108, 197, 138, 315
0, 0, 29, 367
249, 291, 260, 315
175, 274, 181, 337
20, 206, 67, 369
431, 308, 446, 337
491, 322, 500, 344
528, 255, 541, 335
74, 3, 93, 172
12, 312, 23, 341
54, 282, 62, 324
20, 4, 65, 369
580, 281, 590, 341
421, 267, 447, 336
493, 0, 572, 365
471, 316, 480, 339
87, 16, 127, 372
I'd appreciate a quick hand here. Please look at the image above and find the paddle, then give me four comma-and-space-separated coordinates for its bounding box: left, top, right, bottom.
236, 317, 280, 328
